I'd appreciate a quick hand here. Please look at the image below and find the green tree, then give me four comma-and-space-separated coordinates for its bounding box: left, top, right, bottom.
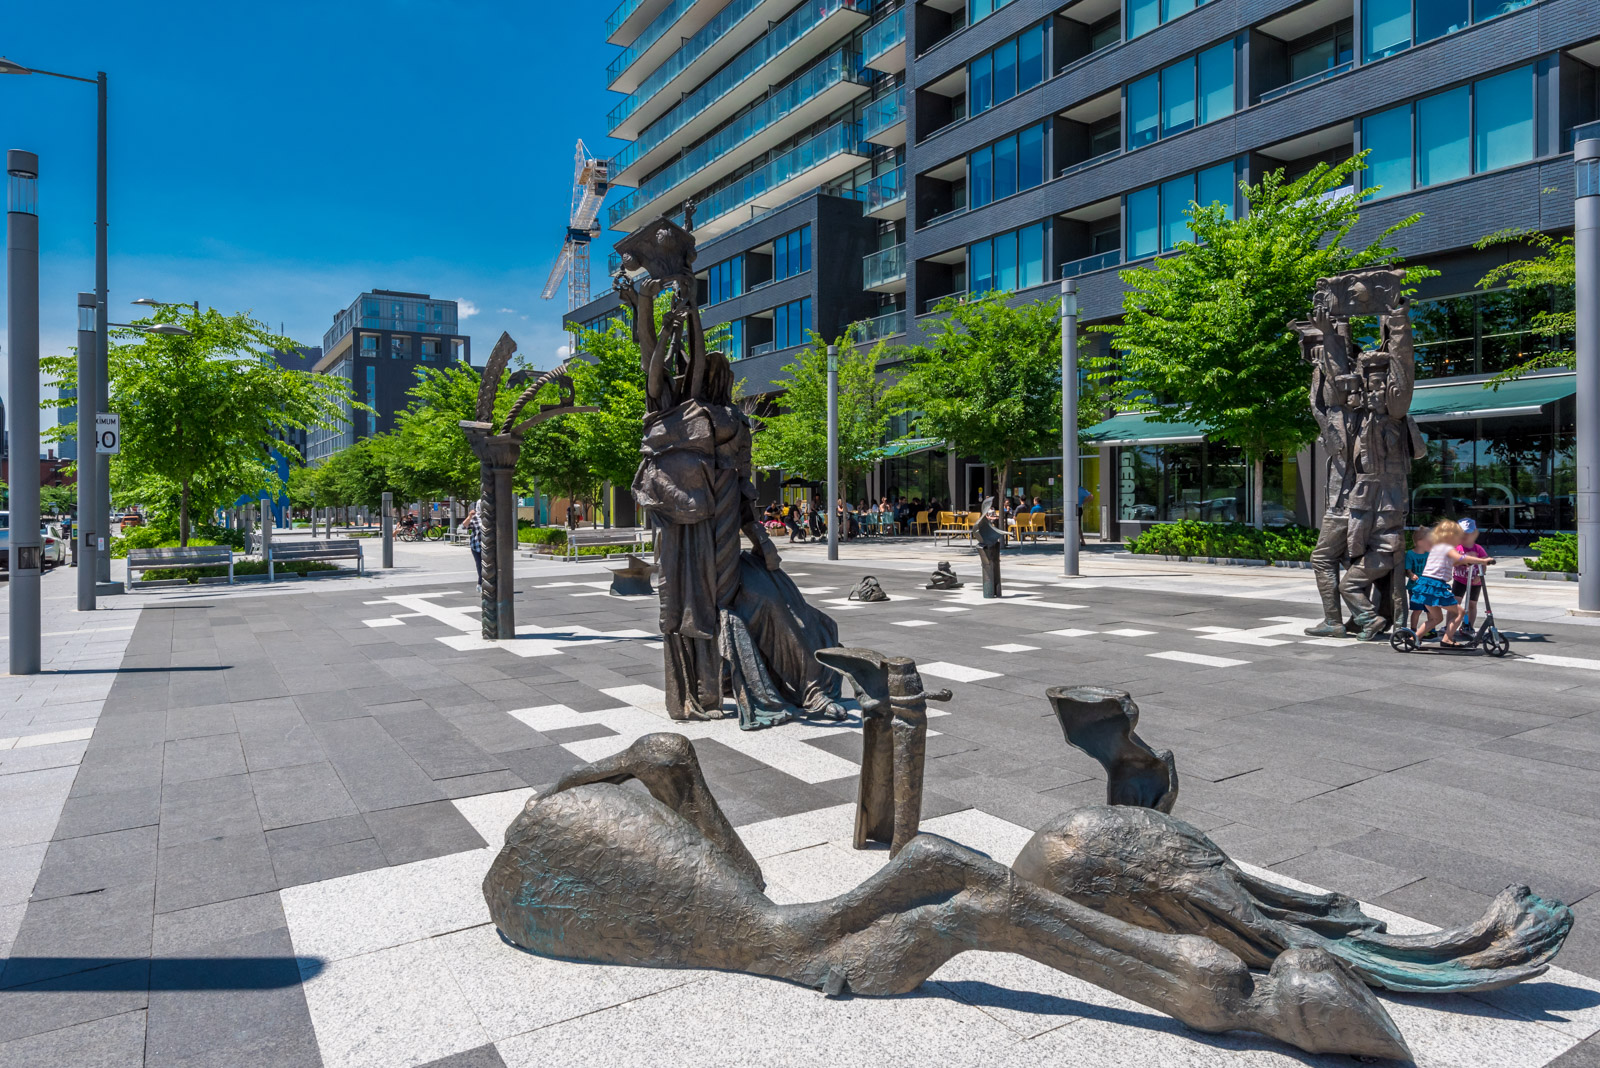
891, 292, 1062, 499
39, 485, 76, 515
1089, 155, 1433, 527
42, 308, 362, 544
752, 334, 898, 492
1473, 228, 1575, 387
567, 315, 648, 523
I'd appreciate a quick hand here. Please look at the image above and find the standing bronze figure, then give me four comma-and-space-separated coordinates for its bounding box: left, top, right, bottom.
1294, 270, 1423, 640
617, 212, 844, 728
459, 333, 595, 640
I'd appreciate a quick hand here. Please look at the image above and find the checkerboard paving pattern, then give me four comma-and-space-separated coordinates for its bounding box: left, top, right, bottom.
6, 562, 1600, 1066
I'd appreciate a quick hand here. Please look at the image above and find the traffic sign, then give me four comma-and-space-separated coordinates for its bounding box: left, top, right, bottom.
95, 413, 120, 454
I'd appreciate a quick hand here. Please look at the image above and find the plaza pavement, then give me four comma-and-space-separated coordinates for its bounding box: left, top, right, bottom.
2, 538, 1600, 1066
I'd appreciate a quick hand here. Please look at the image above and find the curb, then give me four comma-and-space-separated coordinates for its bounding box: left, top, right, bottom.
1505, 568, 1578, 582
1112, 552, 1314, 570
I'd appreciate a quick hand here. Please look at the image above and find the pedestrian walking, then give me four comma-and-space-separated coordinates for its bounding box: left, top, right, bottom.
467, 499, 484, 590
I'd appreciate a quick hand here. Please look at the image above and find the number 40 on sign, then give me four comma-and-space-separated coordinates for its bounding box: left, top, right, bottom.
95, 413, 120, 454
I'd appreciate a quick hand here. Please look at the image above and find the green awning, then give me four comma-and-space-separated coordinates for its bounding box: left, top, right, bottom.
1408, 373, 1575, 422
1082, 411, 1207, 446
878, 436, 941, 458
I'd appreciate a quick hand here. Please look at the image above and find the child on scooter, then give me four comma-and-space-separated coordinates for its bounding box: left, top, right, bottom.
1451, 517, 1491, 630
1404, 524, 1436, 639
1414, 519, 1497, 648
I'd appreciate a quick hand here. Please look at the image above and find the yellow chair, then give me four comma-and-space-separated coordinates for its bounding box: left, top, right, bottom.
913, 510, 931, 536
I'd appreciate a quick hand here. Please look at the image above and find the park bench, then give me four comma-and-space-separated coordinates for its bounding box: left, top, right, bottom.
125, 545, 235, 591
560, 526, 653, 562
267, 538, 365, 580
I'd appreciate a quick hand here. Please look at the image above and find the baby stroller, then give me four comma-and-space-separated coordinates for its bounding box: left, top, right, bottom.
1390, 563, 1510, 657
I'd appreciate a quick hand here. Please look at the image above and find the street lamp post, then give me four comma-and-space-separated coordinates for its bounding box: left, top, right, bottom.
1577, 139, 1600, 614
1061, 279, 1080, 578
9, 150, 42, 673
75, 292, 97, 611
0, 59, 112, 588
826, 343, 839, 561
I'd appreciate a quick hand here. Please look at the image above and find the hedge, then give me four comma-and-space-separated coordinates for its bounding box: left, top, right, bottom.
138, 559, 341, 583
1127, 521, 1320, 563
1525, 532, 1577, 573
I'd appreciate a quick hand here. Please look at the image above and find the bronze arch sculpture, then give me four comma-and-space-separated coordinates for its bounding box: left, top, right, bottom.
481, 649, 1574, 1061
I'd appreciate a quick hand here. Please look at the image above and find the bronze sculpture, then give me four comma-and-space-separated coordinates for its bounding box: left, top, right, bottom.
817, 648, 951, 856
484, 652, 1574, 1062
617, 211, 844, 728
459, 334, 596, 639
925, 561, 962, 589
974, 515, 1004, 598
1293, 270, 1422, 640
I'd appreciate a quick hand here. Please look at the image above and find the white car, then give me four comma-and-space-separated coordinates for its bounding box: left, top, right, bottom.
0, 513, 68, 572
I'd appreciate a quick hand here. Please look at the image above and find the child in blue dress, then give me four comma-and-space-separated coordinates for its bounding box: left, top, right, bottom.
1412, 519, 1496, 647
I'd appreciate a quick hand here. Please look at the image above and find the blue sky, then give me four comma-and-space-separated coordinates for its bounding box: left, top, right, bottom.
1, 0, 626, 431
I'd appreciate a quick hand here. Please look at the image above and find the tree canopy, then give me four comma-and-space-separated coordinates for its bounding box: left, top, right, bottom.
751, 334, 898, 490
890, 292, 1063, 497
43, 308, 361, 543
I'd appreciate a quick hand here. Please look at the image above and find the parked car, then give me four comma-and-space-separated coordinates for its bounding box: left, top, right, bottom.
0, 513, 68, 573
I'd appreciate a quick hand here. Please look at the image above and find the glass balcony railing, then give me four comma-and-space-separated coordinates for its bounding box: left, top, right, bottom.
684, 121, 867, 230
609, 0, 866, 137
922, 292, 968, 314
863, 87, 905, 141
862, 166, 905, 213
1060, 249, 1121, 278
606, 0, 648, 39
608, 49, 866, 229
607, 0, 696, 85
1060, 147, 1121, 179
1259, 60, 1354, 103
850, 308, 906, 344
863, 244, 907, 288
862, 8, 905, 64
751, 340, 777, 357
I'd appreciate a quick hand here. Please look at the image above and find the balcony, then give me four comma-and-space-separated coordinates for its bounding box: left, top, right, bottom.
1060, 148, 1121, 180
863, 244, 907, 292
862, 166, 906, 219
1259, 60, 1353, 103
608, 0, 867, 143
1060, 249, 1121, 279
921, 291, 967, 314
609, 49, 870, 232
607, 0, 710, 94
862, 8, 906, 74
606, 0, 675, 45
751, 340, 777, 358
863, 87, 906, 147
687, 121, 873, 240
850, 308, 906, 345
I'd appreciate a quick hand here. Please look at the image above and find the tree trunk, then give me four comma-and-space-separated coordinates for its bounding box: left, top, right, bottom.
999, 463, 1012, 506
179, 479, 191, 546
1253, 457, 1265, 531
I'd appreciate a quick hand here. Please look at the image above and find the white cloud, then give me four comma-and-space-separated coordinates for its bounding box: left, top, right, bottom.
498, 307, 517, 314
556, 344, 572, 360
457, 299, 480, 318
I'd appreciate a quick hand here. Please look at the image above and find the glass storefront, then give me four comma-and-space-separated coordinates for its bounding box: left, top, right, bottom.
1411, 285, 1573, 379
1117, 444, 1297, 526
1410, 406, 1575, 533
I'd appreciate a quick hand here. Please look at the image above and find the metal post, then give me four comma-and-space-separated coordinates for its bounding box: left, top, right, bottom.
494, 462, 517, 636
8, 150, 42, 673
75, 290, 97, 610
1578, 140, 1600, 613
94, 73, 111, 587
261, 496, 274, 580
826, 343, 839, 561
381, 491, 394, 568
1061, 279, 1081, 577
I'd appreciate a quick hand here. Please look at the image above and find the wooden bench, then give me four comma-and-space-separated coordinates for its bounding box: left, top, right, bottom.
125, 546, 235, 591
561, 526, 653, 562
268, 539, 364, 580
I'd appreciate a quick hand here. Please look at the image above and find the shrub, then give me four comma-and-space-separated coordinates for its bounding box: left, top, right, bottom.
139, 559, 340, 583
1127, 521, 1319, 563
1525, 532, 1577, 574
517, 526, 568, 546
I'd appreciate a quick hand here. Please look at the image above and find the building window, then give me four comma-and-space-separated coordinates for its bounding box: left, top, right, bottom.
1360, 65, 1537, 198
1128, 0, 1214, 40
365, 365, 377, 436
969, 23, 1048, 118
1362, 0, 1532, 63
422, 338, 442, 361
1125, 161, 1238, 258
390, 336, 408, 359
1289, 24, 1354, 82
708, 254, 745, 306
360, 335, 378, 356
969, 220, 1049, 295
451, 339, 465, 363
773, 298, 812, 349
1127, 42, 1235, 151
722, 318, 745, 360
774, 226, 812, 280
969, 122, 1049, 209
969, 0, 1017, 26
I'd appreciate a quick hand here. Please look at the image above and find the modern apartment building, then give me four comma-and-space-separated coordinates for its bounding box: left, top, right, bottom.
574, 0, 1600, 538
308, 291, 471, 462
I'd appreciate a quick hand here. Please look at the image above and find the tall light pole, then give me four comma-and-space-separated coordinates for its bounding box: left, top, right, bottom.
1061, 279, 1080, 577
75, 291, 98, 611
826, 343, 839, 561
1577, 139, 1600, 614
9, 150, 42, 673
0, 59, 111, 588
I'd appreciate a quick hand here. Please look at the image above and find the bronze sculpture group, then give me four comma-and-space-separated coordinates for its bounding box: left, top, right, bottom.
477, 242, 1573, 1062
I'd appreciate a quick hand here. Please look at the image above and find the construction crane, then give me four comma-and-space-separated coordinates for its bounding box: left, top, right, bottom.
542, 140, 610, 319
